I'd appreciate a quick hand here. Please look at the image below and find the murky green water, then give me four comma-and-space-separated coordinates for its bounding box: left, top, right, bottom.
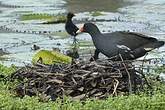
66, 0, 136, 12
0, 0, 165, 66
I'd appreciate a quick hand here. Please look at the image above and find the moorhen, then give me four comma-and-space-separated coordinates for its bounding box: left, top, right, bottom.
65, 12, 79, 59
65, 12, 79, 36
76, 23, 164, 61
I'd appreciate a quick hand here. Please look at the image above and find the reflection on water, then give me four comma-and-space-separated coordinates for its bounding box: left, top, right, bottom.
66, 0, 134, 13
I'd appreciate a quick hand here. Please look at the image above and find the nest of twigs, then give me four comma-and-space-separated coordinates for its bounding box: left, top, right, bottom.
11, 58, 148, 101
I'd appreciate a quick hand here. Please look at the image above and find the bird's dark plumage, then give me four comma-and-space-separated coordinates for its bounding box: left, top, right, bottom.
65, 12, 79, 36
78, 23, 164, 60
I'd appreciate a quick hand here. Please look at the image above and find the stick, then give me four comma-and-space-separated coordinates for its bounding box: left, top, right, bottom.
119, 54, 132, 94
112, 79, 119, 96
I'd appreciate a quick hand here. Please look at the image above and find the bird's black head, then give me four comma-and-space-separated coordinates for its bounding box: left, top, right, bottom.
77, 23, 101, 35
67, 12, 75, 19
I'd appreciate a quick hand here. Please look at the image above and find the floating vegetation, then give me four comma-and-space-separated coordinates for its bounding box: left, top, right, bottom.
20, 14, 55, 21
78, 40, 94, 47
51, 31, 69, 39
68, 40, 94, 49
0, 56, 8, 62
42, 15, 66, 24
90, 11, 104, 17
20, 14, 67, 23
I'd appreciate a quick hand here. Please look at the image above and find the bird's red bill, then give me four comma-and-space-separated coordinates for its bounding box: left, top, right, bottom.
80, 27, 84, 32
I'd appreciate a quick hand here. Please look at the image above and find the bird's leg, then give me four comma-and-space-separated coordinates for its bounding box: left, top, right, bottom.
90, 49, 100, 61
73, 36, 77, 46
72, 35, 79, 59
72, 35, 79, 51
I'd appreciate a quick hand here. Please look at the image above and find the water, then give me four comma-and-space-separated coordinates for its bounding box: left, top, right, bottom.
0, 0, 165, 66
66, 0, 136, 12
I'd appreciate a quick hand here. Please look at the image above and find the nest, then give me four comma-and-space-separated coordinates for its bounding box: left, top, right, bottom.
11, 58, 148, 101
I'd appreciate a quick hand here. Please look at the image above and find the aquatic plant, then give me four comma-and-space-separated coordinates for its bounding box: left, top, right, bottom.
20, 13, 66, 23
90, 11, 104, 17
32, 50, 72, 65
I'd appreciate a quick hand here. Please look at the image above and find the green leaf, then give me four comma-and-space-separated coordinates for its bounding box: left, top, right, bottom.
32, 50, 72, 65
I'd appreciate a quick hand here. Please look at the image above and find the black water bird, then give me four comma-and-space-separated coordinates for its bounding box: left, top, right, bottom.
65, 12, 79, 36
76, 23, 164, 61
65, 12, 79, 59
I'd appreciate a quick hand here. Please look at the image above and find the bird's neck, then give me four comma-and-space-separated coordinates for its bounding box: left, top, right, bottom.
87, 27, 101, 37
67, 17, 72, 21
89, 31, 102, 48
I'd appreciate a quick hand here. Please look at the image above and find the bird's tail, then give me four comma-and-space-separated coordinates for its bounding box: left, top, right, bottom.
143, 41, 164, 52
129, 40, 164, 59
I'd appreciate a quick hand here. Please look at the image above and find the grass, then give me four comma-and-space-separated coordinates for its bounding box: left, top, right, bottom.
154, 65, 165, 75
1, 90, 165, 110
0, 64, 165, 110
0, 64, 16, 76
